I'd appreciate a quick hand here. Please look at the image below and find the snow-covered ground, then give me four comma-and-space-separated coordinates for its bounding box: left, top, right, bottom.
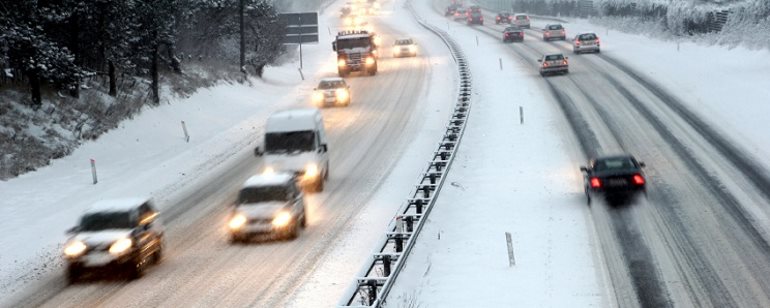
385, 0, 770, 307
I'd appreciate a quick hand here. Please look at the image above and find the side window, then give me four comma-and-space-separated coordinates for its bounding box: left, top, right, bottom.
138, 202, 157, 225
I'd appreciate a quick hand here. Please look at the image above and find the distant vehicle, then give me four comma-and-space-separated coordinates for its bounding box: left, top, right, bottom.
313, 77, 351, 107
254, 108, 330, 192
227, 173, 307, 243
340, 5, 352, 17
580, 155, 647, 205
333, 30, 378, 76
467, 11, 483, 25
63, 198, 164, 283
512, 14, 530, 29
543, 24, 566, 41
468, 5, 481, 13
393, 38, 418, 58
496, 12, 513, 24
502, 26, 524, 43
445, 4, 459, 16
573, 32, 601, 54
452, 7, 466, 21
537, 54, 569, 76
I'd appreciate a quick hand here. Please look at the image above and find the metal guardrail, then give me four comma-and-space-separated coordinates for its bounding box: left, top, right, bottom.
337, 1, 472, 307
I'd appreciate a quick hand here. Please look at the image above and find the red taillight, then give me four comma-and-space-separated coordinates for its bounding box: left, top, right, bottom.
496, 16, 501, 20
545, 32, 550, 36
542, 62, 549, 67
575, 40, 581, 46
596, 37, 601, 45
590, 177, 602, 188
562, 60, 568, 65
632, 174, 645, 185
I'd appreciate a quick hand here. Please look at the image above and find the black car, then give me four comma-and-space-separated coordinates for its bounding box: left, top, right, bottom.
503, 26, 524, 42
496, 12, 512, 24
467, 11, 483, 25
445, 4, 458, 16
580, 155, 647, 205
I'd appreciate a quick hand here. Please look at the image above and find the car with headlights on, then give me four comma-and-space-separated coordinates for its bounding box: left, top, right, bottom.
392, 38, 417, 57
537, 53, 569, 76
496, 12, 513, 24
63, 198, 164, 283
452, 7, 466, 21
227, 173, 307, 243
502, 26, 524, 43
580, 155, 647, 205
512, 14, 530, 29
542, 24, 566, 41
313, 77, 350, 107
573, 32, 601, 54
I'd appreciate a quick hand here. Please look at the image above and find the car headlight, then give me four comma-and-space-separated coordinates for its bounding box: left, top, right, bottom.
64, 240, 87, 257
305, 163, 320, 178
228, 213, 247, 230
335, 88, 348, 100
373, 36, 382, 46
262, 166, 275, 175
272, 211, 292, 227
392, 46, 399, 54
337, 59, 346, 67
313, 92, 324, 103
365, 57, 375, 65
409, 45, 417, 53
108, 238, 133, 255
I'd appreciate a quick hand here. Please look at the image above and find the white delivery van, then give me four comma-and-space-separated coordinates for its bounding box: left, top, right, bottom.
255, 108, 329, 192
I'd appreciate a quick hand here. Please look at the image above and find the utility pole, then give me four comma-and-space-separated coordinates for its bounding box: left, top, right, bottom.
239, 0, 246, 74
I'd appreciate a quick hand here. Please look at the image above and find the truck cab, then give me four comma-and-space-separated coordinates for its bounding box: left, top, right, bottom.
255, 108, 330, 192
332, 30, 378, 77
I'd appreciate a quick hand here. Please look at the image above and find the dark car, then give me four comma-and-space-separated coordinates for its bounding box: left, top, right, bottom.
580, 155, 647, 205
467, 11, 483, 25
445, 4, 458, 16
496, 12, 512, 24
63, 198, 164, 283
502, 26, 524, 42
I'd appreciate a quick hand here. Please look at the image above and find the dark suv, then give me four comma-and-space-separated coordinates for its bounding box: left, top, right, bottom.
63, 198, 164, 283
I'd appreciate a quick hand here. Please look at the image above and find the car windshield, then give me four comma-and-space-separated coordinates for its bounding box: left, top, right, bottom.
545, 54, 564, 61
396, 39, 413, 45
505, 27, 520, 32
265, 131, 315, 154
79, 211, 134, 231
337, 37, 371, 49
318, 80, 344, 89
579, 33, 597, 40
238, 186, 290, 204
547, 25, 563, 30
595, 158, 635, 171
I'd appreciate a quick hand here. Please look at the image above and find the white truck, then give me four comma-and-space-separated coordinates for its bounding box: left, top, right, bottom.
255, 108, 330, 192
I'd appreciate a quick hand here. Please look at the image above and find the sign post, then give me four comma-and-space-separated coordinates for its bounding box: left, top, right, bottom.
279, 12, 319, 70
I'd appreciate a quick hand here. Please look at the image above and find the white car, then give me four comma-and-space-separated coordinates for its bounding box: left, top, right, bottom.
537, 54, 569, 76
63, 198, 164, 283
392, 38, 417, 57
543, 24, 566, 41
255, 108, 330, 192
313, 77, 350, 107
573, 32, 601, 54
227, 173, 307, 243
512, 14, 530, 29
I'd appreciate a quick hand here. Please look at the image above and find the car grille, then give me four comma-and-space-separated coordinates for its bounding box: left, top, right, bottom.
248, 217, 272, 224
348, 53, 362, 64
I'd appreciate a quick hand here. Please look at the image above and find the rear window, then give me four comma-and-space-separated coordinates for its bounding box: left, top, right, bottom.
579, 33, 597, 40
595, 158, 635, 171
516, 15, 528, 20
545, 54, 564, 61
547, 25, 563, 30
504, 27, 520, 32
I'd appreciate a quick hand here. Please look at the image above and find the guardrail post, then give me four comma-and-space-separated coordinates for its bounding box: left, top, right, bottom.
367, 280, 377, 305
383, 255, 392, 276
395, 237, 403, 252
405, 216, 414, 232
429, 173, 437, 184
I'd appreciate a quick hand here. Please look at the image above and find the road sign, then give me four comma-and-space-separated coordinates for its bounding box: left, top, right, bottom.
279, 12, 319, 44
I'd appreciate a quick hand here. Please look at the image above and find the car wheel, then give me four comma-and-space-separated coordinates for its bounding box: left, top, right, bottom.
229, 234, 243, 244
287, 221, 300, 240
597, 49, 601, 54
66, 264, 81, 284
126, 258, 144, 280
300, 214, 307, 228
152, 243, 163, 265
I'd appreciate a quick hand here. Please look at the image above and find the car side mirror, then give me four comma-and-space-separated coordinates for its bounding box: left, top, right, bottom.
254, 146, 263, 157
565, 56, 569, 60
321, 144, 328, 152
66, 226, 79, 234
580, 166, 588, 172
332, 42, 337, 52
537, 59, 542, 62
639, 161, 646, 168
313, 87, 317, 91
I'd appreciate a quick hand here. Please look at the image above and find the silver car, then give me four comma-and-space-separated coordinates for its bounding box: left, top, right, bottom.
537, 54, 569, 76
573, 32, 601, 54
543, 24, 566, 41
512, 14, 530, 29
312, 77, 351, 107
393, 38, 418, 58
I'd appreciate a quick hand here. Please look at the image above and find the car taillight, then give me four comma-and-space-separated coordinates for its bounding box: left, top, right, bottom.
545, 32, 550, 36
590, 177, 602, 188
596, 38, 601, 45
542, 62, 549, 67
575, 40, 581, 46
562, 60, 568, 65
496, 17, 500, 20
632, 174, 645, 185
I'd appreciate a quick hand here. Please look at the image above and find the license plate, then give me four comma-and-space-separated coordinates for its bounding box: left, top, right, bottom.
608, 179, 627, 186
84, 253, 114, 266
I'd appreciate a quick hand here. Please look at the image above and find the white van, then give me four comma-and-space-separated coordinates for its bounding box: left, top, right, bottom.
255, 108, 329, 192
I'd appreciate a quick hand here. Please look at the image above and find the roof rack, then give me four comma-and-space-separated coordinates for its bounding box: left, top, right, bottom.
337, 30, 370, 36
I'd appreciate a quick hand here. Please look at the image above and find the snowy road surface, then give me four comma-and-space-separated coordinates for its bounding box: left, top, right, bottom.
387, 1, 770, 307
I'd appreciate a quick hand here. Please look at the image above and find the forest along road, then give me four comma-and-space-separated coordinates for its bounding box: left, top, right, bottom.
9, 22, 436, 308
434, 0, 770, 307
